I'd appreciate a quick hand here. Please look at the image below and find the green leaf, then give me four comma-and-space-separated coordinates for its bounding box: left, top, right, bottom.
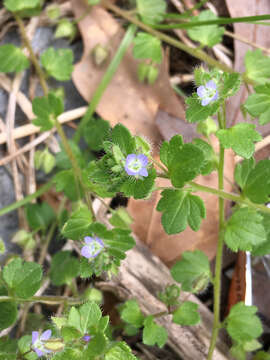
226, 302, 263, 342
105, 342, 138, 360
121, 167, 156, 199
196, 117, 217, 137
133, 32, 162, 63
157, 190, 206, 234
56, 141, 86, 170
245, 84, 270, 125
25, 202, 55, 231
68, 307, 82, 332
245, 49, 270, 85
55, 19, 77, 41
187, 10, 224, 47
216, 123, 262, 159
111, 124, 135, 155
142, 316, 168, 348
0, 45, 29, 73
54, 169, 83, 201
79, 257, 93, 279
32, 92, 64, 131
171, 250, 211, 292
4, 0, 40, 12
136, 0, 166, 24
61, 326, 81, 342
0, 294, 17, 331
13, 262, 42, 299
173, 301, 200, 326
192, 138, 216, 175
221, 72, 241, 99
3, 258, 42, 299
61, 205, 93, 240
109, 208, 133, 229
41, 47, 73, 81
84, 333, 107, 357
79, 302, 102, 333
243, 159, 270, 203
186, 93, 219, 123
120, 299, 144, 328
234, 157, 255, 189
83, 118, 110, 151
224, 208, 266, 252
52, 348, 83, 360
18, 336, 38, 360
169, 143, 205, 188
158, 284, 180, 307
3, 258, 22, 289
253, 351, 270, 360
249, 213, 270, 256
0, 337, 17, 360
50, 251, 80, 286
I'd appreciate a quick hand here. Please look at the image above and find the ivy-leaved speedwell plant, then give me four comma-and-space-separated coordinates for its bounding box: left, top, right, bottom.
1, 0, 270, 359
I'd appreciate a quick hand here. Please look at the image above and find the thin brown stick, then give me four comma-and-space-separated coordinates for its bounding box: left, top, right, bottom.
0, 123, 51, 167
0, 106, 87, 145
225, 29, 270, 54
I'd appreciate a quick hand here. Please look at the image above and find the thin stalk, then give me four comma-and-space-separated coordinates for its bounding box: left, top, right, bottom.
15, 13, 95, 217
207, 109, 226, 360
101, 0, 234, 75
14, 15, 49, 95
188, 182, 270, 215
162, 14, 270, 27
0, 180, 53, 217
73, 23, 137, 143
0, 295, 83, 305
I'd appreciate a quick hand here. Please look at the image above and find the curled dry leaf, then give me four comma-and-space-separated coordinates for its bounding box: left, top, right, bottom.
71, 0, 185, 147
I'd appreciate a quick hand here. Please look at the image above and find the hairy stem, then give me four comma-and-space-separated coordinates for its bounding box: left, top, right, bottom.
207, 109, 226, 360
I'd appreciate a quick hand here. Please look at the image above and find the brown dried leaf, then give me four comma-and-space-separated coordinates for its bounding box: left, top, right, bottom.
71, 0, 185, 146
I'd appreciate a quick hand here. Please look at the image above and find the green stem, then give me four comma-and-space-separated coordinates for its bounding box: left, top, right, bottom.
188, 182, 270, 215
101, 0, 234, 75
15, 13, 95, 217
0, 295, 83, 305
73, 23, 137, 143
207, 109, 226, 360
0, 180, 54, 217
14, 14, 49, 95
162, 14, 270, 27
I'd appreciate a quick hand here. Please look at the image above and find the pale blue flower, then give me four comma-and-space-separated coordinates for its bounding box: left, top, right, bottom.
81, 236, 104, 259
32, 330, 52, 357
124, 154, 148, 177
82, 334, 91, 342
197, 80, 218, 106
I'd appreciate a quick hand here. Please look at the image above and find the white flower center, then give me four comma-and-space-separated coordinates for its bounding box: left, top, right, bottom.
128, 159, 142, 172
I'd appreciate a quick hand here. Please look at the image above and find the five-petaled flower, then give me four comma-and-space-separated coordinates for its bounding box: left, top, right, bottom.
124, 154, 148, 177
81, 236, 104, 259
32, 330, 52, 357
197, 80, 218, 106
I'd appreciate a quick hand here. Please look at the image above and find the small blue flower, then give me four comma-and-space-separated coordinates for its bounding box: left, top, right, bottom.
82, 334, 91, 342
197, 80, 218, 106
32, 330, 52, 357
81, 236, 104, 259
124, 154, 148, 177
